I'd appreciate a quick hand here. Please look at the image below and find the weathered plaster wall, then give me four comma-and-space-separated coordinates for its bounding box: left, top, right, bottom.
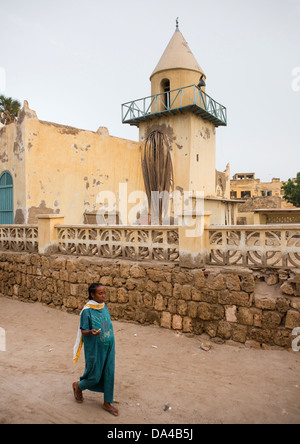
0, 103, 145, 224
1, 250, 299, 350
25, 119, 144, 224
0, 104, 34, 223
139, 113, 216, 198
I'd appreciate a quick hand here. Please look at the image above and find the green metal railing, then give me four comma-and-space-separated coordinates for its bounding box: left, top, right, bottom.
122, 84, 227, 127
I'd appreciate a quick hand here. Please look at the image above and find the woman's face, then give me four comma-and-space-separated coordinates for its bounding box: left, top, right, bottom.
92, 286, 105, 303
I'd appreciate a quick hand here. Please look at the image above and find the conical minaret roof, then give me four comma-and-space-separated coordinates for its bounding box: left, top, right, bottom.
150, 26, 205, 80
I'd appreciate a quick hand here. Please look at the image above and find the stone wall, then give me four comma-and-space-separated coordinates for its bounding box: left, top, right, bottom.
0, 251, 300, 350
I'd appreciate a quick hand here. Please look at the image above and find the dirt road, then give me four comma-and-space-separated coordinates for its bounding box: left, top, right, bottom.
0, 296, 299, 424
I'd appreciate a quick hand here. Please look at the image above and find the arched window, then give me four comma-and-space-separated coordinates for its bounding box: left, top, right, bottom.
0, 171, 13, 224
161, 79, 170, 109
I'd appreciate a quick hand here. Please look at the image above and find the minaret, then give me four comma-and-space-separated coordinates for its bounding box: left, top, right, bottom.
150, 20, 206, 99
122, 22, 227, 199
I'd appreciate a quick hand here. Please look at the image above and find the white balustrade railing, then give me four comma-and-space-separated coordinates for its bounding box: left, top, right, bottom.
1, 222, 300, 268
0, 225, 38, 253
55, 225, 179, 262
206, 224, 300, 268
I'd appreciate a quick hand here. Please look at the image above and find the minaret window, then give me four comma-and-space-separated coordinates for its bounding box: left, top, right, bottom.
161, 79, 170, 109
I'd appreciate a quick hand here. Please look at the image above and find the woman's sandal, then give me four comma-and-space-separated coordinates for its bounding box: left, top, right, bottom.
72, 382, 83, 403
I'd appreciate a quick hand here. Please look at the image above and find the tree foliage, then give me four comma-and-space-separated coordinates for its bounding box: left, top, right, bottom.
281, 173, 300, 207
0, 95, 21, 125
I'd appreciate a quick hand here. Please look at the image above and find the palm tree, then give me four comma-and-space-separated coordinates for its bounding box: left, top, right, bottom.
0, 95, 21, 125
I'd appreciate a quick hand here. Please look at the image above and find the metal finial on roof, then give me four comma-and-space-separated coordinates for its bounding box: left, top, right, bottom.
176, 17, 179, 31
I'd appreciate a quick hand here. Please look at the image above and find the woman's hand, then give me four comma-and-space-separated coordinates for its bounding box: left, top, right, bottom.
81, 329, 101, 336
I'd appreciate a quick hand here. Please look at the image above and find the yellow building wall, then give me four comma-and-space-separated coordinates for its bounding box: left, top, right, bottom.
25, 119, 144, 224
0, 103, 145, 225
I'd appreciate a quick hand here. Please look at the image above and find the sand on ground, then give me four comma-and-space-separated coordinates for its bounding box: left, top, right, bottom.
0, 296, 299, 424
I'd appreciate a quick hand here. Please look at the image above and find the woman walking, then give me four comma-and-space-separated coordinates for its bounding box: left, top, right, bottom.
72, 283, 119, 416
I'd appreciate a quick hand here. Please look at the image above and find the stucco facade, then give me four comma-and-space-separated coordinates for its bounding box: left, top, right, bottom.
0, 101, 144, 224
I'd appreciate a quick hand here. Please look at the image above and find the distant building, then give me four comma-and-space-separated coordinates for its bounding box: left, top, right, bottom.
230, 173, 287, 199
230, 173, 295, 224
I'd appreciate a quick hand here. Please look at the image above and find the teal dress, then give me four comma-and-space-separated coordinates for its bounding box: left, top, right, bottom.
78, 304, 115, 404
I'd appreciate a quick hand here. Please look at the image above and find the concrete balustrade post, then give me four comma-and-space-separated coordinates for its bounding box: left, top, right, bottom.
37, 214, 64, 254
177, 211, 211, 268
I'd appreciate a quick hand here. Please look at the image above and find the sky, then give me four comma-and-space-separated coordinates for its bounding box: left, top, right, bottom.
1, 0, 299, 182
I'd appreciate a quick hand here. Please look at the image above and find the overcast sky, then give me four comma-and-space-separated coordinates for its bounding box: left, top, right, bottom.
1, 0, 299, 182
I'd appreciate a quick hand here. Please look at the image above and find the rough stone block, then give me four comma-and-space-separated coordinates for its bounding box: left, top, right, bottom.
207, 273, 226, 290
281, 283, 295, 296
100, 276, 113, 287
144, 292, 153, 307
240, 274, 255, 293
158, 281, 173, 297
191, 288, 202, 301
198, 303, 224, 321
59, 269, 69, 281
70, 284, 78, 296
181, 285, 192, 301
200, 289, 218, 304
117, 288, 129, 303
192, 270, 206, 289
203, 321, 218, 338
236, 307, 253, 326
232, 325, 248, 343
161, 311, 172, 329
177, 300, 188, 316
172, 315, 183, 330
276, 297, 290, 313
252, 308, 263, 328
147, 269, 166, 282
167, 298, 177, 314
225, 305, 237, 323
219, 290, 251, 307
51, 257, 66, 270
173, 283, 182, 299
173, 271, 193, 285
273, 328, 292, 348
226, 274, 241, 291
120, 263, 130, 279
145, 280, 157, 294
66, 259, 75, 272
254, 294, 277, 310
291, 298, 300, 312
183, 317, 193, 333
130, 265, 146, 279
217, 321, 232, 340
63, 296, 78, 309
188, 301, 198, 319
285, 310, 300, 330
262, 311, 282, 329
154, 294, 166, 311
249, 328, 274, 345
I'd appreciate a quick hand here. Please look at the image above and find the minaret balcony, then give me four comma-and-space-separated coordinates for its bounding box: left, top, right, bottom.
121, 84, 227, 128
